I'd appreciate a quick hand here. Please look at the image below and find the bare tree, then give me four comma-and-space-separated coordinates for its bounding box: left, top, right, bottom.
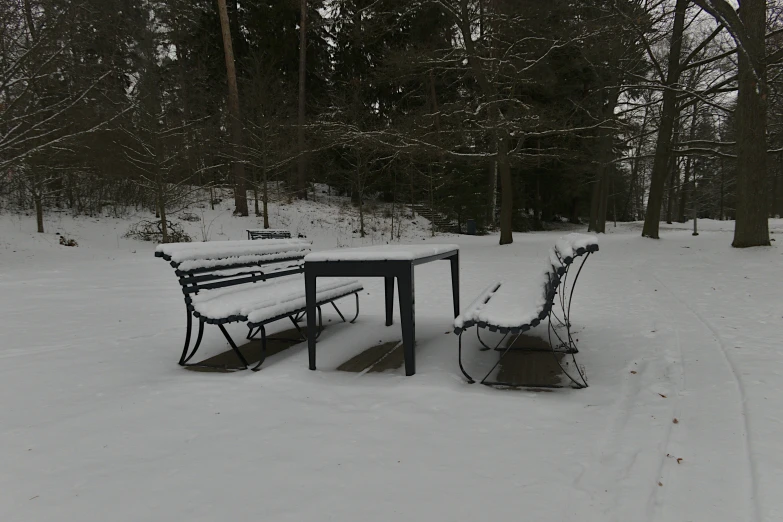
0, 0, 125, 232
689, 0, 780, 246
296, 0, 308, 199
641, 0, 690, 238
216, 0, 248, 216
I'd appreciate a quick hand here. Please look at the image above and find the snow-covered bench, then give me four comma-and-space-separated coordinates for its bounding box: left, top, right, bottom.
155, 239, 362, 371
246, 229, 292, 240
454, 233, 599, 388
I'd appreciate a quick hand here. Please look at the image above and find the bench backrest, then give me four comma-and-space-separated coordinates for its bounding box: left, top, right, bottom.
247, 229, 292, 240
155, 239, 311, 306
540, 233, 599, 317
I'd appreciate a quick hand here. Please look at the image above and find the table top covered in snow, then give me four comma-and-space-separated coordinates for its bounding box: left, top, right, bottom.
304, 244, 459, 263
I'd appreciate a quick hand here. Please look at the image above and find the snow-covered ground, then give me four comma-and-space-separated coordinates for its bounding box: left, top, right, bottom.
1, 204, 782, 522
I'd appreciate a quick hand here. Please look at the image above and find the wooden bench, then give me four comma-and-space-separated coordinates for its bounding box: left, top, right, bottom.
454, 233, 598, 388
246, 229, 292, 240
155, 239, 362, 371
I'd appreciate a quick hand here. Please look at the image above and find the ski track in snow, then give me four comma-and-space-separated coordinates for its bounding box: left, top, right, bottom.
651, 271, 761, 522
572, 262, 681, 522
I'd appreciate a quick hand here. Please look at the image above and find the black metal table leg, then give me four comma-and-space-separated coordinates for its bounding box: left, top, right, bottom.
384, 276, 394, 326
306, 269, 318, 370
449, 253, 460, 318
301, 247, 457, 377
397, 265, 416, 376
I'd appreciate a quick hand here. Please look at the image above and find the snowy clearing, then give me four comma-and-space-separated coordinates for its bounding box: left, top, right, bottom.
1, 208, 782, 522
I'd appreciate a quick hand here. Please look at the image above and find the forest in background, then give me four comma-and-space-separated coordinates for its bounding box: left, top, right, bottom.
1, 0, 782, 246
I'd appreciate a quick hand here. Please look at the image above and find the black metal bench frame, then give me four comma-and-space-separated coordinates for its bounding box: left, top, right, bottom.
454, 243, 598, 388
156, 249, 361, 372
246, 229, 292, 240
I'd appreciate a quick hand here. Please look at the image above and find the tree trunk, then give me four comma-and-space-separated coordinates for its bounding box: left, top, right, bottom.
497, 133, 513, 245
34, 191, 44, 233
252, 164, 260, 216
217, 0, 248, 216
612, 178, 617, 227
158, 191, 168, 243
719, 159, 725, 220
732, 0, 770, 247
390, 171, 396, 238
410, 170, 415, 218
666, 155, 677, 224
624, 105, 649, 220
642, 0, 687, 239
428, 165, 435, 237
262, 144, 270, 229
776, 153, 783, 217
569, 197, 580, 224
23, 0, 37, 40
357, 158, 366, 238
589, 174, 601, 231
487, 148, 497, 226
455, 0, 513, 244
597, 167, 610, 232
589, 86, 620, 233
678, 156, 692, 223
678, 106, 698, 222
296, 0, 308, 199
771, 158, 778, 218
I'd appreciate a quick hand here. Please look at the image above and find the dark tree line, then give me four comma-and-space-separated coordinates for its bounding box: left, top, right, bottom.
0, 0, 781, 246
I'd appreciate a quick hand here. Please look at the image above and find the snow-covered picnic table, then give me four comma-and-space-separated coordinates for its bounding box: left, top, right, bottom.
304, 244, 460, 376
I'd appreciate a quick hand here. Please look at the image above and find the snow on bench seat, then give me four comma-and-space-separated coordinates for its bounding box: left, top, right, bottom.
454, 233, 598, 334
304, 244, 458, 262
453, 269, 552, 331
191, 276, 362, 324
155, 239, 311, 271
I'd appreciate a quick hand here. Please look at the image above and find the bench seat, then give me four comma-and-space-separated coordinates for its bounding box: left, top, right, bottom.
191, 276, 363, 325
454, 271, 555, 334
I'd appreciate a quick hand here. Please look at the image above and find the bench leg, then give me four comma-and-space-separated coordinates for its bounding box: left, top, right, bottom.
350, 293, 360, 323
476, 328, 494, 351
250, 325, 267, 372
331, 302, 347, 323
458, 333, 475, 384
218, 323, 249, 369
179, 310, 194, 365
181, 319, 205, 365
332, 293, 361, 324
247, 325, 263, 340
290, 316, 306, 339
547, 311, 587, 388
385, 276, 394, 326
179, 314, 204, 366
397, 267, 415, 376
